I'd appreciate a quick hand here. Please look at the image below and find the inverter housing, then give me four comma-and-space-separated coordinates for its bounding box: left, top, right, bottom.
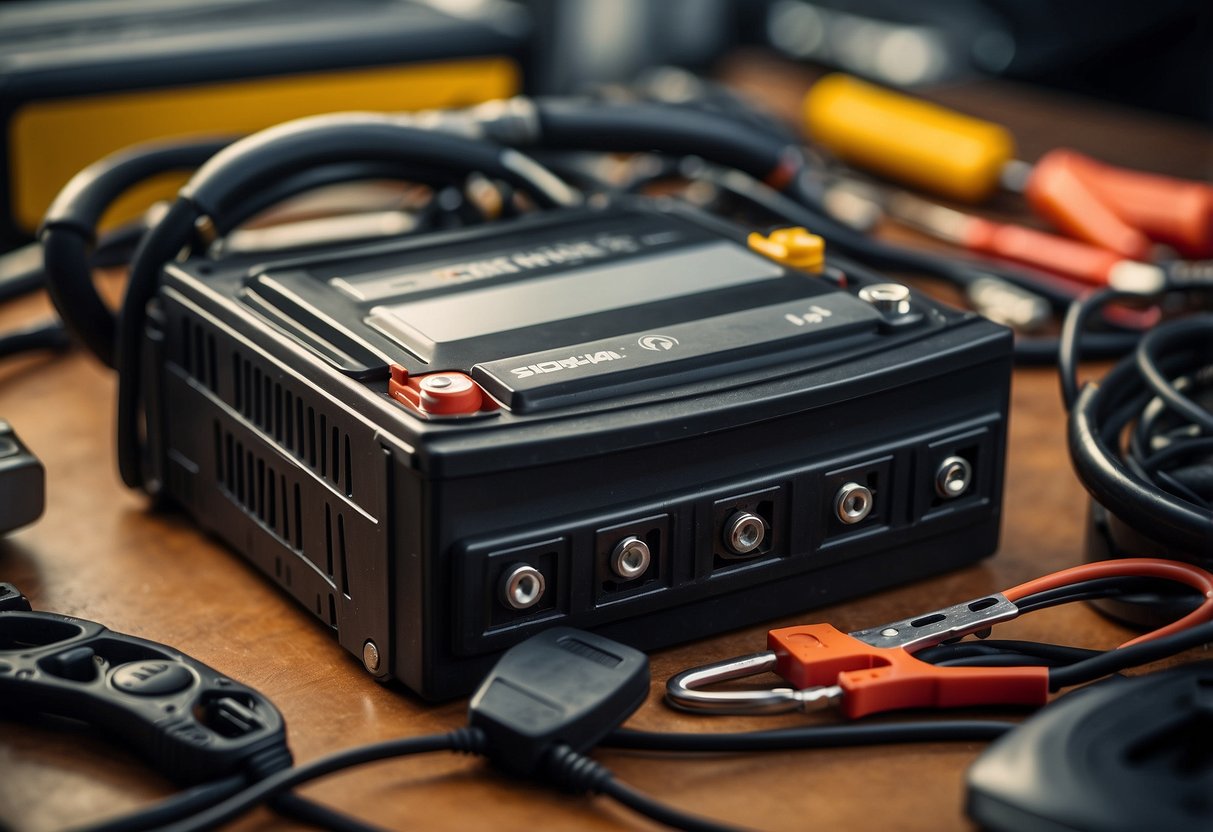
145, 198, 1012, 699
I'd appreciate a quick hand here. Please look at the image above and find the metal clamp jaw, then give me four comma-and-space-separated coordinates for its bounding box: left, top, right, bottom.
667, 593, 1050, 718
666, 652, 843, 715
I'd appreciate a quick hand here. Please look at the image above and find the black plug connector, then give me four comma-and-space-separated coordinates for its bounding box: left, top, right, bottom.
468, 627, 649, 777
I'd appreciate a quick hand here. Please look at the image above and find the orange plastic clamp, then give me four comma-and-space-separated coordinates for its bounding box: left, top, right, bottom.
768, 623, 1050, 719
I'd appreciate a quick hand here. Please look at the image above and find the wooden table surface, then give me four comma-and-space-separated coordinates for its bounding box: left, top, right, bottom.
2, 52, 1211, 832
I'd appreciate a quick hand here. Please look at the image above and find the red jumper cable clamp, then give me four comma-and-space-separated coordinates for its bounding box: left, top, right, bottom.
666, 559, 1213, 719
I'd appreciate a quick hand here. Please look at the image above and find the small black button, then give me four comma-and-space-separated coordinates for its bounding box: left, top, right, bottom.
111, 660, 194, 696
42, 646, 97, 681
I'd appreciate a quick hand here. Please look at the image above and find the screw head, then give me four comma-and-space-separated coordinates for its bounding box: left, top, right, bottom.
362, 640, 381, 673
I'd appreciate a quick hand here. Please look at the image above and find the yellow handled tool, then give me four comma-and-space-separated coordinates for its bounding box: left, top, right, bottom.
804, 74, 1016, 203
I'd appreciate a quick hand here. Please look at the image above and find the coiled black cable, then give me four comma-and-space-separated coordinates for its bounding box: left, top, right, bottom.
41, 138, 231, 367
1062, 287, 1213, 555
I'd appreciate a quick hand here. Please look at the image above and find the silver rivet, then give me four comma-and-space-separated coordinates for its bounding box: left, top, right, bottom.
424, 375, 453, 389
881, 628, 899, 637
362, 640, 381, 673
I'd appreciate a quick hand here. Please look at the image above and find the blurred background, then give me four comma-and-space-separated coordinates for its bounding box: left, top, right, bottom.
0, 0, 1209, 252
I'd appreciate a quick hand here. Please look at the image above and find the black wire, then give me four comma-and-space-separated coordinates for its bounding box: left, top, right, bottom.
1049, 619, 1213, 690
1136, 316, 1213, 432
1058, 287, 1151, 410
916, 640, 1102, 668
541, 743, 744, 832
269, 793, 388, 832
158, 729, 478, 832
75, 775, 247, 832
211, 161, 468, 235
73, 771, 384, 832
41, 138, 231, 368
601, 720, 1014, 753
1011, 331, 1141, 366
0, 320, 71, 360
1011, 576, 1197, 614
0, 242, 47, 304
596, 777, 741, 832
933, 653, 1068, 668
1067, 317, 1213, 552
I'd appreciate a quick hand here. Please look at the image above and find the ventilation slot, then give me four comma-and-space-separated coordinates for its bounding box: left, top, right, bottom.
180, 318, 217, 390
228, 350, 354, 496
324, 502, 351, 598
215, 421, 301, 551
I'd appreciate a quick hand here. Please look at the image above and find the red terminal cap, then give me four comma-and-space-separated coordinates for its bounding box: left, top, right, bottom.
388, 366, 490, 416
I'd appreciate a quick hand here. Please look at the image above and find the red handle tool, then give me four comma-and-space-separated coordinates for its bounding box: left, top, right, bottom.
1027, 149, 1213, 259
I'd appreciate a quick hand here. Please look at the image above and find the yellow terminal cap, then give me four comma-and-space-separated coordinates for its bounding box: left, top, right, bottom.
804, 74, 1016, 203
747, 227, 825, 272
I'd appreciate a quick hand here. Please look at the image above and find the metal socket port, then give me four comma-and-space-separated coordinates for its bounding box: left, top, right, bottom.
723, 510, 768, 556
499, 563, 546, 610
935, 456, 973, 499
835, 482, 874, 525
610, 536, 652, 580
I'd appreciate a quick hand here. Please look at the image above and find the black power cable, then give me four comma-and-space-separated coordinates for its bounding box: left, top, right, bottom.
0, 320, 71, 360
79, 775, 246, 832
1048, 619, 1213, 690
35, 140, 497, 370
41, 138, 231, 367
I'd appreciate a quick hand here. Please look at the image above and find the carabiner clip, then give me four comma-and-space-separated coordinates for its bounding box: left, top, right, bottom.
666, 651, 843, 715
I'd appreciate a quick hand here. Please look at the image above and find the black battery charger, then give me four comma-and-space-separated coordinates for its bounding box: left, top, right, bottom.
140, 195, 1012, 699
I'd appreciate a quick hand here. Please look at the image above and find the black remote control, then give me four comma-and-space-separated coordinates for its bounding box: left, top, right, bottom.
0, 584, 290, 784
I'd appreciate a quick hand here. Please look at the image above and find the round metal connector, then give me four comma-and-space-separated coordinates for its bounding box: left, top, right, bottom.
361, 640, 381, 673
499, 564, 546, 610
935, 456, 973, 499
723, 511, 767, 556
610, 536, 651, 580
858, 283, 912, 317
835, 482, 874, 525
